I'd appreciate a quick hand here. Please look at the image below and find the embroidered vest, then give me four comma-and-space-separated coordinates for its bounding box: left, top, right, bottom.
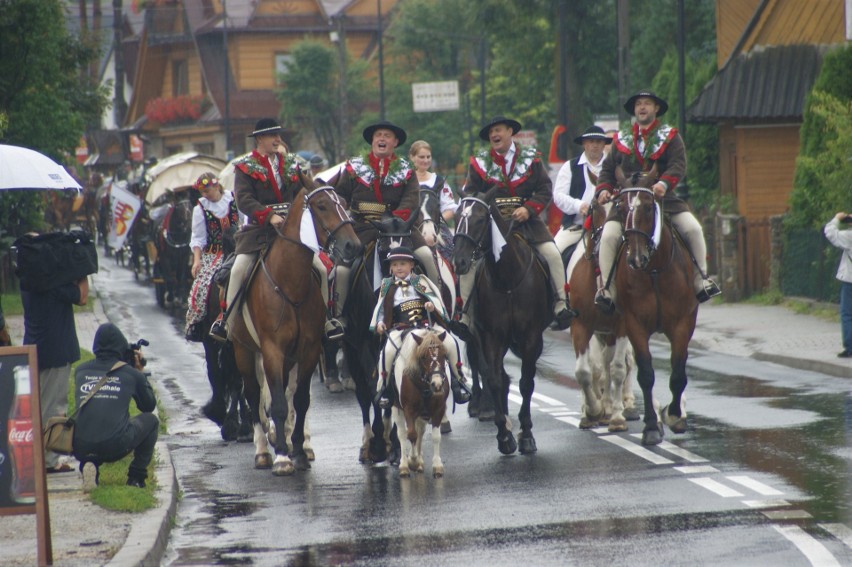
202, 199, 239, 254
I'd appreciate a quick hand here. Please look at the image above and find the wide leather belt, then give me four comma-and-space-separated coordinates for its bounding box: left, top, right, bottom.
270, 202, 291, 218
393, 299, 426, 325
495, 196, 523, 220
352, 201, 389, 221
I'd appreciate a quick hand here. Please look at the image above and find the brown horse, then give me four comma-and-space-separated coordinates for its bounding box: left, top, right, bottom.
453, 189, 552, 455
230, 178, 361, 475
613, 180, 697, 445
568, 200, 637, 431
392, 329, 450, 478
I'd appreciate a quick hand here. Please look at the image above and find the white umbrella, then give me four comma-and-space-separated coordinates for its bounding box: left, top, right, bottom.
0, 144, 82, 191
145, 153, 227, 204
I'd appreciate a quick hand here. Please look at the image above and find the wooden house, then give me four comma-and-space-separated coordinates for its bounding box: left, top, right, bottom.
688, 0, 848, 295
123, 0, 397, 160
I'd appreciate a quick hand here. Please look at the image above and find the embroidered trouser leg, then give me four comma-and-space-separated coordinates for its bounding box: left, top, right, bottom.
379, 330, 403, 393
225, 252, 257, 319
598, 221, 623, 300
671, 211, 708, 293
437, 327, 465, 384
534, 240, 568, 312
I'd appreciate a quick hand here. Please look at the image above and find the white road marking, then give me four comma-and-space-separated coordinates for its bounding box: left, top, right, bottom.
537, 407, 575, 414
545, 411, 581, 417
556, 416, 580, 427
600, 435, 674, 465
726, 475, 783, 496
509, 384, 565, 406
763, 509, 813, 520
674, 465, 719, 474
742, 499, 791, 508
818, 523, 852, 550
688, 477, 744, 497
626, 435, 708, 463
772, 525, 840, 567
507, 392, 539, 408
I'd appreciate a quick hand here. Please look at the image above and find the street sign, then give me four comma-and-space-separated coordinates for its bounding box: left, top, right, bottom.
513, 129, 538, 148
412, 81, 460, 113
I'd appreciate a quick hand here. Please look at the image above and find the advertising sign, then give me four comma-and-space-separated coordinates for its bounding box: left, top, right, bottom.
412, 81, 460, 112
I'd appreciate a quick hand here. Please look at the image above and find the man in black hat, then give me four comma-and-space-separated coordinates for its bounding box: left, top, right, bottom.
211, 118, 343, 341
329, 120, 441, 330
594, 91, 721, 312
455, 116, 574, 335
553, 125, 612, 281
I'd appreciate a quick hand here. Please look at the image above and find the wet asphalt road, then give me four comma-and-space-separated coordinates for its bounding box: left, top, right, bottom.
91, 255, 852, 566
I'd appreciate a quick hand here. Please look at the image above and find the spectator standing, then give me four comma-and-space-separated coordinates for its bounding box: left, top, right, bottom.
22, 275, 88, 472
824, 212, 852, 358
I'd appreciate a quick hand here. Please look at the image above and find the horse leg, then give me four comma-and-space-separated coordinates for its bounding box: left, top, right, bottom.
413, 418, 426, 473
632, 340, 663, 446
201, 338, 228, 427
432, 401, 446, 477
517, 338, 542, 455
574, 327, 603, 429
662, 328, 691, 434
468, 337, 496, 421
288, 368, 312, 471
392, 406, 411, 477
607, 336, 631, 432
259, 346, 294, 476
237, 348, 272, 469
481, 334, 516, 455
621, 342, 640, 421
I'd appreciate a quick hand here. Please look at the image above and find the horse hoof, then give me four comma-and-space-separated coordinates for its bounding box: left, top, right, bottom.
623, 407, 641, 421
304, 448, 316, 462
255, 453, 273, 469
326, 379, 344, 393
291, 453, 311, 471
440, 421, 452, 434
414, 462, 424, 473
220, 423, 238, 442
342, 377, 357, 391
467, 404, 480, 418
518, 435, 537, 455
608, 418, 628, 433
599, 414, 611, 425
359, 447, 371, 464
272, 460, 295, 476
399, 468, 410, 478
661, 405, 688, 433
641, 423, 664, 446
479, 409, 496, 422
579, 416, 598, 430
433, 467, 444, 478
497, 432, 517, 455
202, 401, 226, 426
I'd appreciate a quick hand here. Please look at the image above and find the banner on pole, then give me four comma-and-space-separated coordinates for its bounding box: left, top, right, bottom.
107, 183, 142, 250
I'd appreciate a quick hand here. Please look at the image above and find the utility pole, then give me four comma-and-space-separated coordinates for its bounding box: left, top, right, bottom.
223, 0, 231, 158
333, 16, 349, 162
478, 36, 486, 125
377, 0, 385, 120
112, 0, 127, 128
676, 0, 689, 200
616, 0, 630, 124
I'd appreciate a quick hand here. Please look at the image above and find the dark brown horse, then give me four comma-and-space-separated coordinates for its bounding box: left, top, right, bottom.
392, 329, 450, 478
568, 200, 636, 431
230, 178, 361, 475
153, 194, 193, 313
453, 190, 552, 455
612, 179, 697, 445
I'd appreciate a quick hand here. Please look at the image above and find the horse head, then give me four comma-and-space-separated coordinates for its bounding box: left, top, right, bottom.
300, 171, 362, 266
166, 195, 193, 245
616, 164, 660, 271
372, 209, 418, 269
410, 330, 448, 395
453, 186, 504, 275
418, 190, 442, 247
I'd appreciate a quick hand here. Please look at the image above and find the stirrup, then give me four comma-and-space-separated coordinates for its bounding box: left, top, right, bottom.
594, 289, 615, 315
696, 278, 721, 303
452, 378, 471, 404
325, 318, 345, 341
550, 306, 576, 330
209, 319, 228, 342
449, 319, 473, 342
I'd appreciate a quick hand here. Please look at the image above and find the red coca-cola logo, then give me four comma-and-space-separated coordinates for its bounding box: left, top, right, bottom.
8, 426, 34, 443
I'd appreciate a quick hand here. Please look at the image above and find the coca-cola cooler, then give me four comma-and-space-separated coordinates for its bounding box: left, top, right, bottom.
0, 355, 35, 507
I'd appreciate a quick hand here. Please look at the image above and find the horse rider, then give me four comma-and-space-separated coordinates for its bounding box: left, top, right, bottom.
594, 91, 721, 313
210, 118, 343, 341
330, 120, 442, 330
185, 173, 239, 342
370, 246, 471, 406
553, 124, 612, 286
454, 116, 575, 338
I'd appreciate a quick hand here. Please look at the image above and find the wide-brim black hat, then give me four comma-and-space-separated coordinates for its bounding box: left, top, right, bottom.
624, 91, 668, 117
386, 246, 415, 262
248, 118, 284, 137
363, 120, 407, 145
573, 125, 613, 145
479, 116, 522, 141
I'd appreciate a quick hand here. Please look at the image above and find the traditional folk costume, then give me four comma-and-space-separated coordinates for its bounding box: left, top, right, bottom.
456, 116, 573, 335
331, 121, 442, 325
553, 126, 612, 282
594, 91, 720, 312
369, 248, 469, 405
184, 186, 239, 341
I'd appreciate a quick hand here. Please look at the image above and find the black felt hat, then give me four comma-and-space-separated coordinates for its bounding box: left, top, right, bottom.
248, 118, 284, 137
478, 116, 522, 141
573, 125, 613, 145
362, 120, 407, 145
386, 246, 415, 262
623, 91, 669, 117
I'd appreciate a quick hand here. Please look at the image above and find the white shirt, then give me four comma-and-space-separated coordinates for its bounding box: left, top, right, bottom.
190, 191, 236, 251
419, 172, 458, 214
824, 218, 852, 283
269, 154, 282, 188
553, 152, 606, 223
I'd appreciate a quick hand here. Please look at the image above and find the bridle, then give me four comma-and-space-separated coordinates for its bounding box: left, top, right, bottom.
304, 186, 355, 263
417, 346, 447, 392
453, 197, 491, 261
620, 187, 657, 256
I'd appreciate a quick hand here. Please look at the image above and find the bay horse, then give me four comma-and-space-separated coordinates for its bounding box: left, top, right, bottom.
392, 329, 450, 478
612, 176, 698, 445
453, 189, 552, 455
568, 201, 637, 431
230, 179, 361, 475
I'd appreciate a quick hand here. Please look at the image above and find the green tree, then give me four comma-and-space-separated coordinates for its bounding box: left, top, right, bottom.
277, 40, 371, 163
0, 0, 109, 236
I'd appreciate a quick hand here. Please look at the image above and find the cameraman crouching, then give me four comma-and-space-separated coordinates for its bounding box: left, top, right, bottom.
72, 323, 158, 491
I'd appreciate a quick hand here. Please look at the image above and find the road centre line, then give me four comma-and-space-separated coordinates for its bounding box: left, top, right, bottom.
818, 524, 852, 550
600, 435, 674, 465
772, 525, 841, 567
688, 477, 744, 498
726, 475, 783, 496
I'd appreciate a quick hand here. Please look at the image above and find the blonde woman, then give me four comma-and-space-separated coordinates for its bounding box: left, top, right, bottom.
409, 140, 457, 259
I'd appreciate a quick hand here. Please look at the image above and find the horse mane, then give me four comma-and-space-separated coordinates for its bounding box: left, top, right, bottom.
615, 163, 659, 190
403, 330, 446, 378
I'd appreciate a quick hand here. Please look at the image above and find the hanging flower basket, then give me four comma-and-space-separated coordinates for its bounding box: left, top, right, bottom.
145, 95, 209, 126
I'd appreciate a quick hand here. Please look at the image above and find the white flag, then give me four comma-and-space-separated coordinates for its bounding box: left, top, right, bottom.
491, 218, 508, 261
107, 183, 142, 250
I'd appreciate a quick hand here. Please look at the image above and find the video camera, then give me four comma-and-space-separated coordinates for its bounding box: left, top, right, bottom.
124, 338, 150, 368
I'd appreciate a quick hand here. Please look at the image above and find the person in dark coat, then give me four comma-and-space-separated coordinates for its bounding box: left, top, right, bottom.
455, 116, 574, 336
72, 323, 158, 491
594, 91, 721, 313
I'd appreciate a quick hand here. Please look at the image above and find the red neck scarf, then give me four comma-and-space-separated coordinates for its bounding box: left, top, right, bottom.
252, 150, 283, 202
369, 152, 395, 202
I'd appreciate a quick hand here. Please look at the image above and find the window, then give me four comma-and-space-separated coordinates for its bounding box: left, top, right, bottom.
172, 59, 188, 97
194, 143, 214, 155
275, 53, 292, 85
